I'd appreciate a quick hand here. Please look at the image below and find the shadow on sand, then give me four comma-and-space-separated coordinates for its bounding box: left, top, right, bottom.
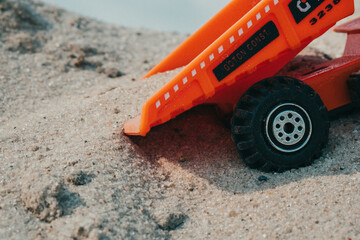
128, 55, 360, 195
129, 103, 360, 195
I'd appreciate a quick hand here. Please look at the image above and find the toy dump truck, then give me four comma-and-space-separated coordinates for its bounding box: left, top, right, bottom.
124, 0, 360, 172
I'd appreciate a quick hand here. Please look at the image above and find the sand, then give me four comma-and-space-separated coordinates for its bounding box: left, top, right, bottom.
0, 0, 360, 239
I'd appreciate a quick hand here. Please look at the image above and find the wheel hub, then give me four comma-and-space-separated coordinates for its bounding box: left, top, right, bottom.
273, 110, 306, 146
265, 103, 312, 153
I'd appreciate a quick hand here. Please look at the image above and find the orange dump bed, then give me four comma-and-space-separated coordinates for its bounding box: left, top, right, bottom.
124, 0, 354, 136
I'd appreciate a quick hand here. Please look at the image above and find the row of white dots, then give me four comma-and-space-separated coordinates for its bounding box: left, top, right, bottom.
155, 0, 280, 109
155, 74, 191, 108
256, 13, 262, 20
230, 0, 279, 45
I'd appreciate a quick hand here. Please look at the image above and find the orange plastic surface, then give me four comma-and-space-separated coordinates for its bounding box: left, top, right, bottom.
124, 0, 355, 136
142, 0, 262, 79
301, 56, 360, 111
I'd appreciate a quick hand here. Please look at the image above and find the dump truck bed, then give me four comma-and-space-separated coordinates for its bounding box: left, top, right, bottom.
124, 0, 354, 136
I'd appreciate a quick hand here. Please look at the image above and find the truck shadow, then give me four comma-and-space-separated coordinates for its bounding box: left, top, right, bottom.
130, 104, 360, 195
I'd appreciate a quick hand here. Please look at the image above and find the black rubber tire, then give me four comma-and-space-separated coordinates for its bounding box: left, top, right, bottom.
231, 77, 329, 172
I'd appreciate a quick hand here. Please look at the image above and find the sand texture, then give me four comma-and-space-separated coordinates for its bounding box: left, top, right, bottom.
1, 0, 360, 239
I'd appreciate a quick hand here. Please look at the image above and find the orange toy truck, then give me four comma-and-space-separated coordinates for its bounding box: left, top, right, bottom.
124, 0, 360, 172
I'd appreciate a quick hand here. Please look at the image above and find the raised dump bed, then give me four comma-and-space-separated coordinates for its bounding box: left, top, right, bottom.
125, 0, 354, 136
125, 0, 358, 172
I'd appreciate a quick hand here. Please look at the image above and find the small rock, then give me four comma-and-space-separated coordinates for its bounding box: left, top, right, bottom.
72, 55, 85, 68
152, 211, 187, 231
331, 164, 343, 172
258, 176, 268, 182
71, 226, 88, 239
105, 68, 124, 78
70, 17, 89, 30
67, 171, 93, 186
113, 108, 120, 114
229, 211, 238, 217
32, 146, 40, 152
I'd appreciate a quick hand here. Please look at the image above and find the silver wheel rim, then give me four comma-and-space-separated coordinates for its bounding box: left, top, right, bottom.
265, 103, 312, 153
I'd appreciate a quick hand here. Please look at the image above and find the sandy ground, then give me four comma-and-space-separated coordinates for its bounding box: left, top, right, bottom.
1, 0, 360, 239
